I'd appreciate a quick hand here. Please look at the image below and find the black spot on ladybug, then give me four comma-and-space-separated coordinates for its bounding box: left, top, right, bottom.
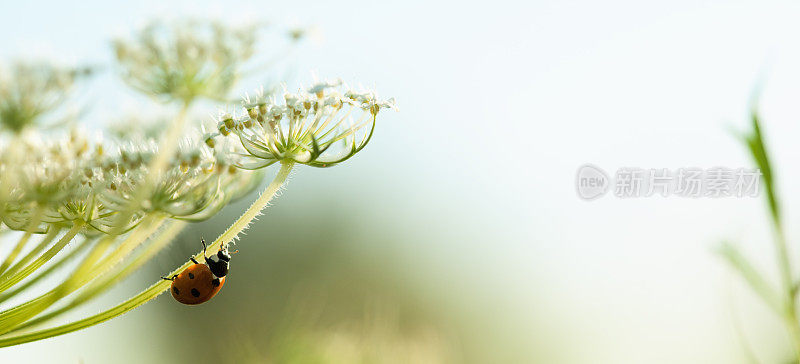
212, 278, 220, 287
191, 288, 200, 297
172, 287, 179, 295
188, 272, 194, 279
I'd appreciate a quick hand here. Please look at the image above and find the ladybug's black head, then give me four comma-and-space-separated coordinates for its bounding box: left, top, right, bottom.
217, 247, 231, 262
206, 246, 232, 278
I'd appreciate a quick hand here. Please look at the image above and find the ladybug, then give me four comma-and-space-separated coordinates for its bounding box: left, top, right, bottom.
162, 239, 234, 305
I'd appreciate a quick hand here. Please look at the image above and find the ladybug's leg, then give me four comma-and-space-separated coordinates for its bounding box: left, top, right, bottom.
190, 257, 200, 264
202, 239, 217, 265
161, 275, 177, 281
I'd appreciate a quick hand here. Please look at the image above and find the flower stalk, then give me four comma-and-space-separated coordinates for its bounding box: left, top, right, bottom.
0, 222, 83, 293
0, 208, 44, 276
0, 236, 93, 304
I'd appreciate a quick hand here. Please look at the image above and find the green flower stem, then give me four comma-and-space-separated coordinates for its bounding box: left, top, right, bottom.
137, 103, 190, 192
1, 228, 60, 280
0, 217, 162, 334
108, 102, 190, 236
0, 162, 294, 347
210, 162, 293, 249
0, 235, 33, 277
0, 208, 44, 276
0, 236, 93, 304
17, 219, 187, 330
0, 222, 83, 293
0, 138, 22, 204
0, 235, 115, 333
317, 110, 370, 144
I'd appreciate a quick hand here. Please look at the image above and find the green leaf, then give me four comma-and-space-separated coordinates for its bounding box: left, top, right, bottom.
744, 111, 780, 225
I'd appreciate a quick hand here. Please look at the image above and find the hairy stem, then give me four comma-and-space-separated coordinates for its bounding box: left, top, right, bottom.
212, 162, 293, 247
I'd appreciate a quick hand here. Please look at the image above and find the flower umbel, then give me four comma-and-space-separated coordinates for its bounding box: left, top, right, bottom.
214, 80, 397, 169
113, 20, 259, 103
0, 62, 90, 133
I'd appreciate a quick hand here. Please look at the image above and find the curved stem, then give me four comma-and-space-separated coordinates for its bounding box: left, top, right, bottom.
0, 217, 161, 334
17, 220, 186, 330
1, 228, 60, 280
0, 222, 83, 293
0, 162, 294, 346
212, 162, 293, 248
0, 236, 93, 304
0, 235, 115, 333
0, 208, 44, 276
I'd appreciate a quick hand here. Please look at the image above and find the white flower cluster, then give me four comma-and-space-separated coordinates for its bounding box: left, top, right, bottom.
0, 62, 90, 133
113, 20, 260, 102
206, 80, 397, 169
0, 130, 261, 236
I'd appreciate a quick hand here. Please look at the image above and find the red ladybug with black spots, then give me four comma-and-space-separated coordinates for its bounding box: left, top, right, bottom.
162, 239, 233, 305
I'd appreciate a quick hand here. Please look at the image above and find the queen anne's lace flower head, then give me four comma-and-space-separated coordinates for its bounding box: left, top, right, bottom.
113, 20, 259, 103
95, 134, 261, 223
0, 61, 90, 134
0, 128, 263, 234
207, 80, 396, 169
